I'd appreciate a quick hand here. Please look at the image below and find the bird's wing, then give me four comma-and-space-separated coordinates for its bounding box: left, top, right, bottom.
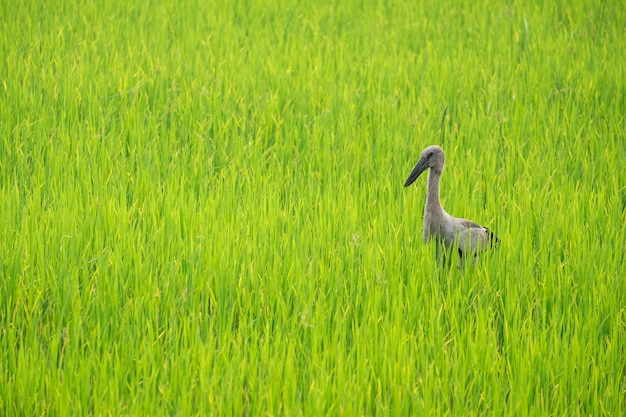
457, 218, 485, 229
455, 218, 499, 255
457, 226, 490, 254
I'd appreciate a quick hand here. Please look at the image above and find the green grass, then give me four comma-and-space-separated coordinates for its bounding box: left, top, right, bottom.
1, 0, 625, 415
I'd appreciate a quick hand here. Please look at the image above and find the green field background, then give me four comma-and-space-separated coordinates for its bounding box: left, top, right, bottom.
1, 0, 624, 415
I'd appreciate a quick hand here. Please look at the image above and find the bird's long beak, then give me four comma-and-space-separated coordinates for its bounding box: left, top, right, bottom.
404, 157, 429, 187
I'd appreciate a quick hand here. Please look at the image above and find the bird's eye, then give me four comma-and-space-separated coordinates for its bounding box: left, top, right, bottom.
428, 152, 433, 157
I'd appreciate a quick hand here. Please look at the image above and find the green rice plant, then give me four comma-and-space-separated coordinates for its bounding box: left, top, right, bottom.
1, 0, 624, 415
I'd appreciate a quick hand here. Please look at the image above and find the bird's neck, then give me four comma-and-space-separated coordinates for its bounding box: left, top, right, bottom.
425, 169, 445, 216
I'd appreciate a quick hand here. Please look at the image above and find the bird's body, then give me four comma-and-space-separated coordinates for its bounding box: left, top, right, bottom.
404, 145, 498, 263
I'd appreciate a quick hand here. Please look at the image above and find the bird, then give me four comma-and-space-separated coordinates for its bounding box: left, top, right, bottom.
404, 145, 499, 265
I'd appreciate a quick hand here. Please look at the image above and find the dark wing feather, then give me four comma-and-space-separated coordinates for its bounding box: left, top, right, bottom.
486, 228, 500, 247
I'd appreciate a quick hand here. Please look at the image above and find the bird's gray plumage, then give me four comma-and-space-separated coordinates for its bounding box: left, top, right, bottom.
404, 145, 499, 264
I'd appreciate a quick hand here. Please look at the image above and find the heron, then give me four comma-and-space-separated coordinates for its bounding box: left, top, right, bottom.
404, 145, 499, 264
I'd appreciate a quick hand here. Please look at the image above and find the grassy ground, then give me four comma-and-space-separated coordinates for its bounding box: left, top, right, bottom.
1, 0, 624, 415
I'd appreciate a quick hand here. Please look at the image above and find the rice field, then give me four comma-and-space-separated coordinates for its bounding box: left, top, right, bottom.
1, 0, 625, 415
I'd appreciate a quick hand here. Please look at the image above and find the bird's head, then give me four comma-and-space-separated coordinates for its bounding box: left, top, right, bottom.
404, 145, 445, 187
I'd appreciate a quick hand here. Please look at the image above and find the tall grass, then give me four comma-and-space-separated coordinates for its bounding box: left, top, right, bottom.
1, 0, 624, 415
